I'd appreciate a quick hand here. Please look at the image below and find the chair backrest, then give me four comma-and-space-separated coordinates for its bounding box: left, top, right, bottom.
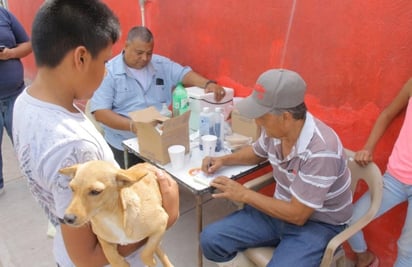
345, 148, 383, 204
85, 100, 104, 135
319, 148, 383, 267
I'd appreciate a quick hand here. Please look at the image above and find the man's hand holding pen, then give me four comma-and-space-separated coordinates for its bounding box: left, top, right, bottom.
201, 156, 223, 174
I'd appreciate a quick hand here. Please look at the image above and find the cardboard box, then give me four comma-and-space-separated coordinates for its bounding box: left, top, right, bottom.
187, 86, 234, 131
129, 106, 190, 165
231, 109, 261, 141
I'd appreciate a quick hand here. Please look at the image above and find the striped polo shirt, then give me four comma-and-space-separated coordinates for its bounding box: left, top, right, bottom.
253, 112, 353, 225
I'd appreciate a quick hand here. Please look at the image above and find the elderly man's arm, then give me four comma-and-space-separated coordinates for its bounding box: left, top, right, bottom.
211, 177, 314, 226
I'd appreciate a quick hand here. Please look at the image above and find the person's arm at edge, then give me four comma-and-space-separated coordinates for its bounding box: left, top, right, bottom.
0, 41, 32, 60
355, 78, 412, 166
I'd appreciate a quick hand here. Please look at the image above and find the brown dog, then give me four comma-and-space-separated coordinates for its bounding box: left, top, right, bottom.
60, 161, 173, 267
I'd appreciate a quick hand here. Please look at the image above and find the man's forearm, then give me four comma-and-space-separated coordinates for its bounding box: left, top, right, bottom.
222, 146, 264, 166
93, 109, 131, 131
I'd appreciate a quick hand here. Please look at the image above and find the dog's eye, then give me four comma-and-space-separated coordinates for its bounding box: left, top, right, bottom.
89, 190, 101, 196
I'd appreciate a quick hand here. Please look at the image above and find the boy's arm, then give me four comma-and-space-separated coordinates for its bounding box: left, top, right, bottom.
155, 169, 180, 228
61, 223, 146, 267
137, 163, 180, 227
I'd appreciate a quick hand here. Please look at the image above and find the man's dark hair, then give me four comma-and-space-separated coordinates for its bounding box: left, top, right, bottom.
31, 0, 120, 67
272, 102, 307, 120
127, 26, 154, 43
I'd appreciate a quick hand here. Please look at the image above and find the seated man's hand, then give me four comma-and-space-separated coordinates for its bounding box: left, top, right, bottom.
205, 83, 226, 102
201, 156, 223, 174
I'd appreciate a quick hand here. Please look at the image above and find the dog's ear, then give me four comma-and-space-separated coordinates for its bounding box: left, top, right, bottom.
116, 169, 148, 187
59, 165, 79, 179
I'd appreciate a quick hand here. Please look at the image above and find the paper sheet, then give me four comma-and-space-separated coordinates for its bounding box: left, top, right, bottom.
188, 167, 214, 186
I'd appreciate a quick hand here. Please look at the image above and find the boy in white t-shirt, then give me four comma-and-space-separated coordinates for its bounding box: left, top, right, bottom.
12, 1, 179, 266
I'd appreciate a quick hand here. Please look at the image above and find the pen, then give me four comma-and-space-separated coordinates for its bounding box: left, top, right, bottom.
207, 146, 213, 170
208, 157, 212, 169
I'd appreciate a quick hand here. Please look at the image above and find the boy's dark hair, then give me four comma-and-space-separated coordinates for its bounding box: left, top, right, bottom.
31, 0, 120, 67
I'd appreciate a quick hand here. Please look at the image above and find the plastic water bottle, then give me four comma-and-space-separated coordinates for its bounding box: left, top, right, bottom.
160, 102, 172, 118
199, 107, 213, 150
172, 82, 189, 117
214, 107, 224, 152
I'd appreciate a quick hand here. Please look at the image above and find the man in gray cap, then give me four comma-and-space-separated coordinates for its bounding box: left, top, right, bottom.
200, 69, 353, 267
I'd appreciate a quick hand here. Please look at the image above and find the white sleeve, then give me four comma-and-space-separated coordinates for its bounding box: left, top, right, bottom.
41, 140, 106, 220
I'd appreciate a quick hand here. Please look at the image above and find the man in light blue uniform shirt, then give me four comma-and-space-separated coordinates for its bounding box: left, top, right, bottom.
90, 26, 226, 168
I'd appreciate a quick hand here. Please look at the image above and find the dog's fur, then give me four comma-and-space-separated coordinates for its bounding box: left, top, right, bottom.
60, 161, 173, 267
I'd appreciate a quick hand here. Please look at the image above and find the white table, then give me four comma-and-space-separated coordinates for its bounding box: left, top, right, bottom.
122, 137, 269, 267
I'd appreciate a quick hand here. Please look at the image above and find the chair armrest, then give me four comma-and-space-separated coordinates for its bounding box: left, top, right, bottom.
319, 182, 383, 267
243, 172, 274, 191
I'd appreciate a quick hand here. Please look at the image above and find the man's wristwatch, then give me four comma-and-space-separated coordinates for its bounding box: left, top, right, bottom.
204, 80, 217, 89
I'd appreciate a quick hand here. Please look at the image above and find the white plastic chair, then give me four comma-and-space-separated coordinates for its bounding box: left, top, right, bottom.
237, 148, 383, 267
85, 100, 104, 135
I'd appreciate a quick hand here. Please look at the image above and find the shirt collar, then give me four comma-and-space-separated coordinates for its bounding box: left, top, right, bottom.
114, 51, 156, 77
295, 112, 315, 154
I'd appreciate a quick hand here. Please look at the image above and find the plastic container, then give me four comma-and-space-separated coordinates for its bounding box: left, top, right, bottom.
186, 86, 234, 131
160, 102, 172, 118
172, 82, 189, 117
214, 107, 224, 152
199, 107, 214, 150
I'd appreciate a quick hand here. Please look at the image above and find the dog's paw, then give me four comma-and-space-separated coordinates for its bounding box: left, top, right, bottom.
141, 254, 156, 267
108, 258, 130, 267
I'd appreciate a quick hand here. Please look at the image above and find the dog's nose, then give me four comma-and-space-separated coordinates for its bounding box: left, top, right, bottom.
64, 214, 77, 224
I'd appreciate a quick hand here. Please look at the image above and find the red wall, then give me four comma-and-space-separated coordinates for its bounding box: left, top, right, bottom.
9, 0, 412, 265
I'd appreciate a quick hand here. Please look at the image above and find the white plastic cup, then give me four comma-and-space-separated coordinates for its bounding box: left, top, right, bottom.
201, 135, 217, 157
168, 145, 186, 170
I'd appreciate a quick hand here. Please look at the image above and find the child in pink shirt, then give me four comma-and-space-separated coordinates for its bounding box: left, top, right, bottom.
348, 78, 412, 267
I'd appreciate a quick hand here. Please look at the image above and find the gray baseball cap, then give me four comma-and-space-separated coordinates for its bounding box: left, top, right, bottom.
235, 69, 306, 119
